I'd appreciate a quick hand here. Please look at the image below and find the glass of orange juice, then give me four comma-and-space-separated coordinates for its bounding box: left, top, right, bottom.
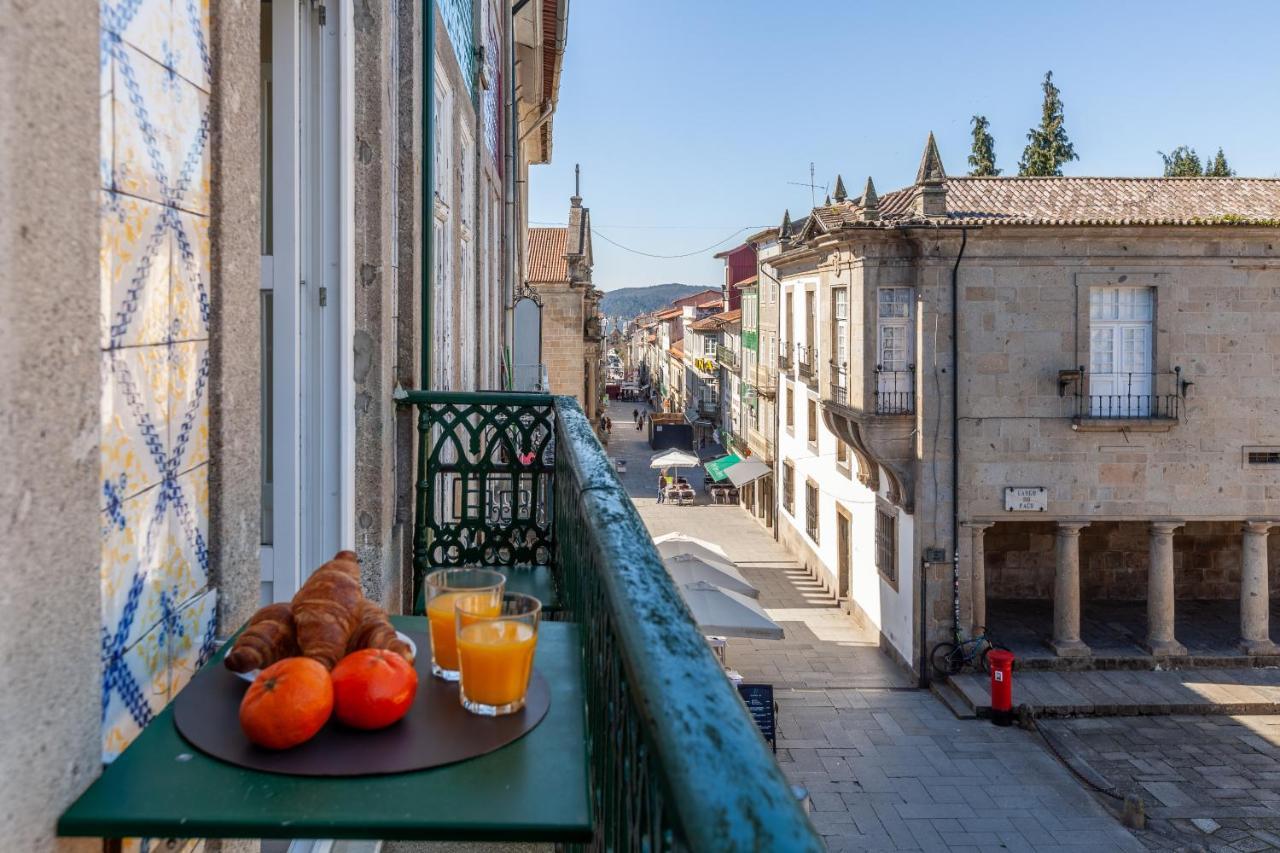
455, 593, 541, 716
424, 568, 505, 681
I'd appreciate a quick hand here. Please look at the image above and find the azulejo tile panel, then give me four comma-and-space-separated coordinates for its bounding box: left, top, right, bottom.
103, 0, 172, 70
102, 618, 169, 762
171, 210, 210, 340
168, 462, 210, 601
168, 341, 210, 471
101, 477, 168, 653
101, 191, 173, 349
170, 74, 210, 215
167, 587, 218, 698
112, 43, 175, 207
102, 346, 170, 501
171, 0, 212, 92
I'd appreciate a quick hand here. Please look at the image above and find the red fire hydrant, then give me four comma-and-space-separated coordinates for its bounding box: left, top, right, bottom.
988, 649, 1015, 727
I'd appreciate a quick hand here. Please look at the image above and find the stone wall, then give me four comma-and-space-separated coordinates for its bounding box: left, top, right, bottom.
985, 521, 1280, 601
538, 281, 589, 404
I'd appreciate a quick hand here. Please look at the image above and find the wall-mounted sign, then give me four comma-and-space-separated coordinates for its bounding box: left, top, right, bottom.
1004, 486, 1048, 512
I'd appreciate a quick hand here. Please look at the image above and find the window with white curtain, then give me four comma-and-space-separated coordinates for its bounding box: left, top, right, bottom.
1089, 286, 1154, 415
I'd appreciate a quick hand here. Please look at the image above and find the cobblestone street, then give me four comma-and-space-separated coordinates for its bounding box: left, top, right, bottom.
608, 401, 1143, 851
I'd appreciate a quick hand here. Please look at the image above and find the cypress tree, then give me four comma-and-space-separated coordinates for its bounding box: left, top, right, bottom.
1206, 147, 1234, 177
1018, 71, 1079, 176
967, 115, 1000, 176
1160, 146, 1203, 177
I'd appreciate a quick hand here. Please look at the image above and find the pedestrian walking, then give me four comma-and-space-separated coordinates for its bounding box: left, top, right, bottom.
632, 408, 639, 424
656, 474, 665, 503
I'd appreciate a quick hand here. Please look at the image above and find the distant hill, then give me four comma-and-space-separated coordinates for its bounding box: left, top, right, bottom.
600, 283, 710, 322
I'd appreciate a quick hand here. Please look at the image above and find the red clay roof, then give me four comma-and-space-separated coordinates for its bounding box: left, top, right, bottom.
690, 309, 741, 331
527, 227, 568, 282
809, 177, 1280, 230
668, 343, 685, 359
654, 306, 683, 320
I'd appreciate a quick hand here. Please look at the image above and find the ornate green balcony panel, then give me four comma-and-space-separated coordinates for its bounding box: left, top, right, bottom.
397, 390, 822, 852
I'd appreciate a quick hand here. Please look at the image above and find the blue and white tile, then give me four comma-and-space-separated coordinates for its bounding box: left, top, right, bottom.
167, 588, 217, 698
165, 462, 209, 609
101, 192, 172, 349
101, 479, 169, 654
170, 75, 210, 215
113, 43, 175, 206
101, 45, 114, 189
170, 0, 211, 92
102, 618, 169, 762
102, 346, 170, 501
104, 0, 172, 69
168, 341, 209, 472
170, 210, 209, 340
123, 838, 206, 853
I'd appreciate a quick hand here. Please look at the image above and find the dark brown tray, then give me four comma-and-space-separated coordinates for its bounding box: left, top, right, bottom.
173, 630, 550, 776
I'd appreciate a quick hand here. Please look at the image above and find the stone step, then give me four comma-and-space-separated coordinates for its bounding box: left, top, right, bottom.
949, 667, 1280, 717
930, 679, 977, 719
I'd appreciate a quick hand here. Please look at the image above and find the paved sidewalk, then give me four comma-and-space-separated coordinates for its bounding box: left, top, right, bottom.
608, 400, 1142, 851
952, 668, 1280, 717
1042, 715, 1280, 850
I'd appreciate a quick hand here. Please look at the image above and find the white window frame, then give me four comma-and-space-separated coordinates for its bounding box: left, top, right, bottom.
877, 287, 912, 397
1089, 286, 1154, 415
432, 61, 454, 389
261, 0, 355, 604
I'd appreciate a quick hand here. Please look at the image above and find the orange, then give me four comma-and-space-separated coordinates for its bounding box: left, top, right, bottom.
239, 656, 334, 749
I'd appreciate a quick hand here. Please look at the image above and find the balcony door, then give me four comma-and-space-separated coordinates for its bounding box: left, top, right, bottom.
1089, 286, 1153, 416
261, 0, 354, 603
877, 287, 912, 405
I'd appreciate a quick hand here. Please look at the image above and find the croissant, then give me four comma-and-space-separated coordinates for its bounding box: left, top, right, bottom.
223, 602, 299, 672
348, 599, 415, 662
291, 555, 363, 669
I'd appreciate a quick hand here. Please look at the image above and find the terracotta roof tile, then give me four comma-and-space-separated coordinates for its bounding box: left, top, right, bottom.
527, 227, 569, 281
689, 309, 741, 331
812, 177, 1280, 230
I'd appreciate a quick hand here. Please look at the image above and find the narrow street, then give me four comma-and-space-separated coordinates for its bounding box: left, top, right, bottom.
606, 400, 1144, 852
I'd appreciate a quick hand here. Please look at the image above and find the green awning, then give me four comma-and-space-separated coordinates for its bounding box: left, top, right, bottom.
704, 454, 742, 482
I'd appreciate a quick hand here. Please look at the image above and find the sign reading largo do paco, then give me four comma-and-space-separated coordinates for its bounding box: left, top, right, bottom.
1004, 486, 1048, 512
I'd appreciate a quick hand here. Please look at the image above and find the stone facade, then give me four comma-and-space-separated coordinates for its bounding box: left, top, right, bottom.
526, 192, 603, 428
768, 139, 1280, 675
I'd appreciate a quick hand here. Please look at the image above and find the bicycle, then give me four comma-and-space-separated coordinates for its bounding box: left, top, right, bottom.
930, 627, 1009, 677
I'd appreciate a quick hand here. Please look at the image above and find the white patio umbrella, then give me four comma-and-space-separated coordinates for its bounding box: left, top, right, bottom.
679, 581, 784, 640
654, 539, 739, 575
663, 554, 759, 599
652, 531, 731, 560
648, 448, 700, 469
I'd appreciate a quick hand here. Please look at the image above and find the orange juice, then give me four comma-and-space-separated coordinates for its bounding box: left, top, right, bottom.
457, 621, 537, 707
427, 591, 500, 671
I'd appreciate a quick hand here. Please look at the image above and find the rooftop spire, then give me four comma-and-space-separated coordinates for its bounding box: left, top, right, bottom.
860, 177, 879, 221
833, 174, 847, 202
915, 131, 946, 185
779, 209, 793, 238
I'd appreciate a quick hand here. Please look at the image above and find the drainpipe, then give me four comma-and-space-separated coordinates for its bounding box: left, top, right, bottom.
420, 0, 435, 389
916, 227, 968, 689
950, 228, 967, 643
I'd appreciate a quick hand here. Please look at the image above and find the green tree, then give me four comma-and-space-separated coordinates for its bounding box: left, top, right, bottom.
1160, 145, 1203, 176
1206, 147, 1234, 177
967, 115, 1000, 176
1018, 71, 1079, 176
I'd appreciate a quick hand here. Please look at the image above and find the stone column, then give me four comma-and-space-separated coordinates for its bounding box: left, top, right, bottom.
1145, 521, 1187, 657
1051, 521, 1091, 657
1240, 521, 1279, 656
962, 522, 994, 637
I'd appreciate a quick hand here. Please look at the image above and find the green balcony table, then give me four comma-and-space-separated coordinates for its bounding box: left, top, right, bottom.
59, 617, 591, 843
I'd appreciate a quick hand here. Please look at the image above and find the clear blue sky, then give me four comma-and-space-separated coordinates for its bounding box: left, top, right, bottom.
527, 0, 1280, 292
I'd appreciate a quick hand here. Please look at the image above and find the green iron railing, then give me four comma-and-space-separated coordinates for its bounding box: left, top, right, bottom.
397, 389, 821, 852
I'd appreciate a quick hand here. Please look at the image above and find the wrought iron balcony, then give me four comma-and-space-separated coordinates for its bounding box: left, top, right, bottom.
399, 390, 819, 851
828, 363, 848, 406
874, 365, 915, 415
796, 344, 816, 382
777, 344, 792, 371
1063, 367, 1186, 425
716, 343, 738, 370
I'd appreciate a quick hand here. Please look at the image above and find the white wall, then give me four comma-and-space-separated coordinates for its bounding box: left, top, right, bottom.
775, 276, 916, 668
